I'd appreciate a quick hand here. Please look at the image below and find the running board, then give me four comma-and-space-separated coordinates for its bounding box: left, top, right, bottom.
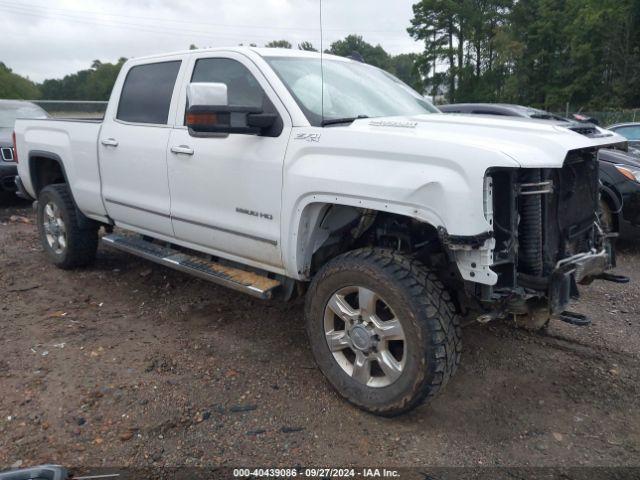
102, 234, 281, 299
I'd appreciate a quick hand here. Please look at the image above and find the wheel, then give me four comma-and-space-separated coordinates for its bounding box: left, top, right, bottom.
305, 248, 461, 416
37, 184, 99, 269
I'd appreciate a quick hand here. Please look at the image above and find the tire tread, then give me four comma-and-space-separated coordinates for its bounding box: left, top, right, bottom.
38, 184, 98, 269
306, 247, 462, 416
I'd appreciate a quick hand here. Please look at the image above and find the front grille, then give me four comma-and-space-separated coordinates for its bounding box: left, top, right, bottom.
1, 147, 14, 162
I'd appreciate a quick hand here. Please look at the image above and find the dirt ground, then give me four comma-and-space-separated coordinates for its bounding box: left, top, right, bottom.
1, 199, 639, 470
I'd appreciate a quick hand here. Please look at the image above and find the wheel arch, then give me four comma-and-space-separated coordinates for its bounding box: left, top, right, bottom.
29, 152, 100, 229
600, 182, 622, 232
28, 150, 69, 196
289, 197, 443, 280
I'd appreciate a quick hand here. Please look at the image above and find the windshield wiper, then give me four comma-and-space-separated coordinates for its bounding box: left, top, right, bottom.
321, 115, 369, 127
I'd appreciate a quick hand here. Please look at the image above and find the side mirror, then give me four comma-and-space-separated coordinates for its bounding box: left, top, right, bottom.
186, 82, 277, 136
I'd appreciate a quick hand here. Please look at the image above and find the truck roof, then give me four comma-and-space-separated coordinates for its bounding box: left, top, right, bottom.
126, 46, 351, 63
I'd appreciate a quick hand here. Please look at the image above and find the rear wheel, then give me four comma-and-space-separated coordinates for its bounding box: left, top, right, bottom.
305, 248, 461, 416
37, 184, 99, 269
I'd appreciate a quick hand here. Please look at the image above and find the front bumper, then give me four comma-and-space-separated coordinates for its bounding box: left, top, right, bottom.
0, 163, 17, 192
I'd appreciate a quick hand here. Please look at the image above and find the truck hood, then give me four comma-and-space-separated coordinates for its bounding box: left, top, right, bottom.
347, 114, 627, 168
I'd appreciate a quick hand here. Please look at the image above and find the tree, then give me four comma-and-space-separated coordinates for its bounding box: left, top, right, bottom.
328, 34, 391, 70
298, 41, 318, 51
409, 0, 512, 103
0, 63, 40, 99
39, 58, 127, 100
409, 0, 463, 101
388, 53, 424, 92
408, 0, 640, 110
265, 40, 292, 49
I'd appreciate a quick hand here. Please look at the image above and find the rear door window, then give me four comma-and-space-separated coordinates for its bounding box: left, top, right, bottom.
117, 61, 181, 124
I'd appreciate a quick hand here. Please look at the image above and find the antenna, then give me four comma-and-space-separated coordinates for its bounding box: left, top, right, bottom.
320, 0, 325, 126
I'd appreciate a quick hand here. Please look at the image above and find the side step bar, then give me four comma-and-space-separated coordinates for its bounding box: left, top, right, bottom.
102, 234, 281, 300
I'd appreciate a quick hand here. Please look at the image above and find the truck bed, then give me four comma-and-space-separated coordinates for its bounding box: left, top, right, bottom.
15, 118, 108, 221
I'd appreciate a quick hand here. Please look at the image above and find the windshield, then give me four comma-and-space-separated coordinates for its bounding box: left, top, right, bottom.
265, 57, 439, 126
0, 103, 49, 128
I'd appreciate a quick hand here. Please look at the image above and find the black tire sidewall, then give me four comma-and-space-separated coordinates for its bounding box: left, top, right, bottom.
306, 254, 440, 414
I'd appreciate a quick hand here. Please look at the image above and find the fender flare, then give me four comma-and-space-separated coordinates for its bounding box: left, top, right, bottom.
28, 150, 70, 193
285, 193, 448, 279
600, 183, 622, 231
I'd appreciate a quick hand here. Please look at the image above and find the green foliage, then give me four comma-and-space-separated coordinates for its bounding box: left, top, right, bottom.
328, 35, 423, 91
0, 62, 40, 99
298, 41, 318, 51
39, 58, 127, 101
265, 40, 292, 49
7, 4, 640, 111
328, 35, 391, 69
408, 0, 512, 103
388, 53, 424, 91
409, 0, 640, 110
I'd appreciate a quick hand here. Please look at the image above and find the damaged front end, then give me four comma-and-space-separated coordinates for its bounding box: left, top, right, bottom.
451, 147, 627, 328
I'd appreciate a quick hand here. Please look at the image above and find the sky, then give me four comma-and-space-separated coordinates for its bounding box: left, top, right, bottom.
0, 0, 424, 83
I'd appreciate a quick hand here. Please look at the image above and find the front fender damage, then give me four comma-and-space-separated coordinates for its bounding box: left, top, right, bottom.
439, 227, 498, 286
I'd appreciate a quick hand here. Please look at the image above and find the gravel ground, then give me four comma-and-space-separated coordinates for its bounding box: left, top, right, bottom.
0, 200, 639, 470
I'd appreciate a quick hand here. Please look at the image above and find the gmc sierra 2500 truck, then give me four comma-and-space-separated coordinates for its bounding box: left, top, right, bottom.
14, 48, 628, 416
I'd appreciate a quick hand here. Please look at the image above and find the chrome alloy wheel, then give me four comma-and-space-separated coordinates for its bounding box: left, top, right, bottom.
323, 286, 406, 388
42, 201, 67, 255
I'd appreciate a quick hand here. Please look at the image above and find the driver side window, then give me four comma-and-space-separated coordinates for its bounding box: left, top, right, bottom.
191, 58, 265, 109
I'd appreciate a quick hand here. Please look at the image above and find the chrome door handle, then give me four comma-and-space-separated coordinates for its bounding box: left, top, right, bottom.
171, 145, 194, 155
101, 138, 119, 147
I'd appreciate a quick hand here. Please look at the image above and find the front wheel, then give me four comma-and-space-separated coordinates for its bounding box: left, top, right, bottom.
305, 248, 461, 416
37, 184, 99, 269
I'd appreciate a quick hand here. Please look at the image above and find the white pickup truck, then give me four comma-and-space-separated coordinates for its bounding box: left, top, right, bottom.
14, 48, 629, 416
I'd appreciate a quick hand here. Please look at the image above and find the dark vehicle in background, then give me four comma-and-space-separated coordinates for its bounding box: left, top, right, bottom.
0, 100, 49, 200
439, 103, 570, 121
598, 149, 640, 237
440, 103, 640, 239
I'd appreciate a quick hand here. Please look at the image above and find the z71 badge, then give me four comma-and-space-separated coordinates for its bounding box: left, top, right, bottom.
294, 133, 321, 143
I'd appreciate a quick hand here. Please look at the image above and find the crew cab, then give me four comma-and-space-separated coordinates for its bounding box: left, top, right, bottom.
13, 48, 629, 416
